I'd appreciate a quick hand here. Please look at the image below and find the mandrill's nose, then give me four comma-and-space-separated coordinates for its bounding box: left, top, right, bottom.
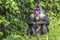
35, 11, 39, 16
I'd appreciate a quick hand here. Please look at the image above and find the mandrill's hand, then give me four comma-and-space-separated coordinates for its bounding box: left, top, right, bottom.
36, 21, 48, 25
27, 21, 36, 25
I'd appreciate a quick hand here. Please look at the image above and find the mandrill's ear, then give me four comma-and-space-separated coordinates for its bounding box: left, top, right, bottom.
39, 6, 44, 12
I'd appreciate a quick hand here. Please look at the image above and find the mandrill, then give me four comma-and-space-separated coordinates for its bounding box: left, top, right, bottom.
27, 5, 49, 35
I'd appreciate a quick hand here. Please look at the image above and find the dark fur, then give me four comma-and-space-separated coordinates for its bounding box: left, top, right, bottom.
27, 5, 49, 35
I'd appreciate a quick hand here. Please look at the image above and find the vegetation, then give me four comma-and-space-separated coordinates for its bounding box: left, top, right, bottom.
0, 0, 60, 40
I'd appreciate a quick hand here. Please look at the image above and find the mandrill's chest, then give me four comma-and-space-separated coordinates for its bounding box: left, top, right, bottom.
30, 13, 46, 21
30, 14, 40, 21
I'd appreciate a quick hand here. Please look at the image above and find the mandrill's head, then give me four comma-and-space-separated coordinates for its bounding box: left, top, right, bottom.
34, 5, 45, 17
34, 5, 40, 17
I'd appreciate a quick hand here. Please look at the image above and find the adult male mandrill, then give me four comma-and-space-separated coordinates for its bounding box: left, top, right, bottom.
27, 4, 49, 35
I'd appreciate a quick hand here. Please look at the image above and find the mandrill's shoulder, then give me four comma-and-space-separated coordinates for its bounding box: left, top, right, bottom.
30, 14, 34, 18
29, 14, 35, 20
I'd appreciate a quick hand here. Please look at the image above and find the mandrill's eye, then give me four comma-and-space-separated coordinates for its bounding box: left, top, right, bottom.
35, 9, 40, 11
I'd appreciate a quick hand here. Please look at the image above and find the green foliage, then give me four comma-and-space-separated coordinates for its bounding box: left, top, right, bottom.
2, 34, 49, 40
3, 34, 22, 40
0, 31, 3, 36
0, 0, 60, 40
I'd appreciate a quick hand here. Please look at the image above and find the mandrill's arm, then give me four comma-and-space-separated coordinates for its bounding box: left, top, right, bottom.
27, 15, 35, 25
38, 16, 49, 25
36, 21, 49, 25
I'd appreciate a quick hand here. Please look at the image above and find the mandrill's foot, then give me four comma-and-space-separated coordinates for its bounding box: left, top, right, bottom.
27, 27, 36, 36
40, 25, 49, 35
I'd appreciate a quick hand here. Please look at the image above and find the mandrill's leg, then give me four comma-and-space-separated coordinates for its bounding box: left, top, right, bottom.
40, 25, 49, 35
27, 25, 33, 35
35, 25, 41, 35
27, 26, 31, 35
27, 25, 35, 35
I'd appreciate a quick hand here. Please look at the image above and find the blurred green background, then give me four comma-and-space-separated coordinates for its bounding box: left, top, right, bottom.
0, 0, 60, 40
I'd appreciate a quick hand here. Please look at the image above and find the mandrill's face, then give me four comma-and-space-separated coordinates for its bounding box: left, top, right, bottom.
35, 8, 40, 17
34, 8, 40, 20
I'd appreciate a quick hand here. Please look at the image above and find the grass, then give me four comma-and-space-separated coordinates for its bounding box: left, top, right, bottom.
2, 18, 60, 40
